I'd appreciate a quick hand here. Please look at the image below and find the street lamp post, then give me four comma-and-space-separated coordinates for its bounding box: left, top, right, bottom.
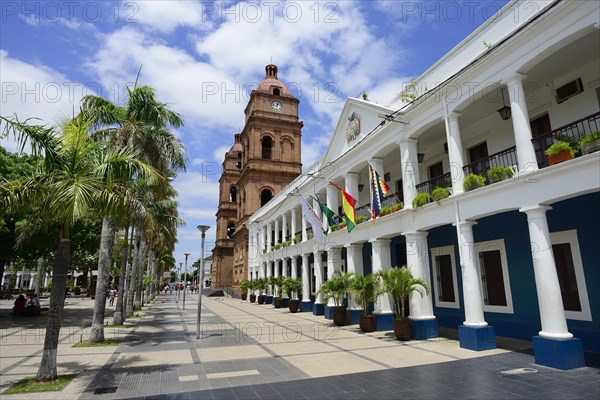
178, 263, 182, 303
183, 252, 190, 309
196, 225, 210, 339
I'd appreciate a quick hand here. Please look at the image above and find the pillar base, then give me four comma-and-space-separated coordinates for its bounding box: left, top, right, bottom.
411, 318, 438, 340
313, 303, 324, 316
281, 297, 290, 307
346, 309, 362, 325
533, 336, 585, 370
324, 305, 333, 320
265, 295, 273, 304
374, 312, 394, 331
459, 325, 496, 351
300, 300, 313, 312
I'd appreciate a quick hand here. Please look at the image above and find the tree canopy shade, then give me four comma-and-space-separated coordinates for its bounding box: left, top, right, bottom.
0, 112, 163, 381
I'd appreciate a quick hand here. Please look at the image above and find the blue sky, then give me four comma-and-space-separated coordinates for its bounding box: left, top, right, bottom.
1, 0, 509, 268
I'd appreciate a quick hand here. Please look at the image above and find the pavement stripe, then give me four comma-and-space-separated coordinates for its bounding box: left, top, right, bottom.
206, 369, 261, 379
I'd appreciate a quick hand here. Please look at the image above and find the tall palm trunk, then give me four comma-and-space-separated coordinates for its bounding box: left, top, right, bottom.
114, 225, 131, 325
126, 232, 141, 316
89, 217, 116, 342
134, 237, 147, 309
145, 250, 153, 301
151, 250, 159, 300
36, 236, 70, 381
34, 256, 45, 294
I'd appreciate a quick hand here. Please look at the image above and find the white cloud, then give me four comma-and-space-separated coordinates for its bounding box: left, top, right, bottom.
0, 50, 86, 152
131, 0, 209, 33
212, 145, 230, 162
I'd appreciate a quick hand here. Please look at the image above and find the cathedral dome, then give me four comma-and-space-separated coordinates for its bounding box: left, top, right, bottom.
255, 64, 292, 97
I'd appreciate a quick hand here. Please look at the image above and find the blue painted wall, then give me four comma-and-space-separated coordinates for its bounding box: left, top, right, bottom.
427, 192, 600, 352
548, 193, 600, 352
362, 242, 372, 275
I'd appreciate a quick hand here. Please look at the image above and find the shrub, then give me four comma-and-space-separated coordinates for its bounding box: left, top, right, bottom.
463, 173, 486, 192
412, 192, 432, 208
487, 166, 514, 183
431, 186, 450, 202
579, 131, 600, 145
544, 141, 574, 156
356, 215, 369, 224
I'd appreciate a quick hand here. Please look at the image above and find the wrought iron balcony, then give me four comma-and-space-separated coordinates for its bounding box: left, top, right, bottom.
416, 172, 452, 195
462, 146, 518, 177
532, 111, 600, 168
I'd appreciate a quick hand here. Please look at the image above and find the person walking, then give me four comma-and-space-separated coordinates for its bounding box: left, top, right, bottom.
109, 288, 116, 306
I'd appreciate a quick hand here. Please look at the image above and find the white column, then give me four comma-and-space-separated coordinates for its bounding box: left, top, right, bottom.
504, 74, 538, 171
370, 239, 393, 314
274, 217, 280, 244
282, 211, 288, 242
456, 221, 487, 326
326, 247, 342, 306
291, 256, 298, 279
301, 253, 310, 301
403, 231, 435, 320
371, 157, 384, 177
267, 223, 272, 252
326, 184, 339, 222
1, 274, 6, 286
400, 139, 420, 209
521, 206, 572, 339
314, 251, 324, 304
444, 112, 465, 194
15, 272, 21, 289
261, 226, 266, 254
43, 273, 49, 288
301, 207, 308, 242
29, 273, 35, 289
291, 208, 297, 242
345, 172, 359, 202
273, 259, 280, 296
345, 244, 364, 310
281, 257, 289, 298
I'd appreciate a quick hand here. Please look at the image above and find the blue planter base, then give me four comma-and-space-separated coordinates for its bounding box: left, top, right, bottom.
347, 309, 362, 325
411, 319, 438, 340
281, 298, 290, 307
459, 325, 496, 351
300, 300, 313, 312
324, 305, 333, 320
265, 295, 273, 305
533, 336, 585, 370
313, 303, 325, 316
374, 312, 394, 331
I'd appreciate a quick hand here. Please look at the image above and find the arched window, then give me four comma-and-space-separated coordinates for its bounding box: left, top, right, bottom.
273, 88, 280, 96
260, 189, 272, 207
261, 136, 272, 160
229, 186, 237, 202
227, 222, 235, 239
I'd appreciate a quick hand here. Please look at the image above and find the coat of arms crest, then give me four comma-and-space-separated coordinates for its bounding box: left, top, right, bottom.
345, 112, 360, 143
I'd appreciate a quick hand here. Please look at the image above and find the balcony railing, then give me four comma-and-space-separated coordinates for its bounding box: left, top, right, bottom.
416, 172, 452, 194
462, 146, 518, 177
532, 111, 600, 168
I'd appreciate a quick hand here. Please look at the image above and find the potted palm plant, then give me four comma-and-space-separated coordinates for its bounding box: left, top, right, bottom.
318, 271, 355, 326
249, 280, 257, 303
282, 277, 302, 313
239, 279, 249, 301
350, 274, 377, 332
270, 276, 285, 308
377, 266, 429, 341
256, 278, 267, 304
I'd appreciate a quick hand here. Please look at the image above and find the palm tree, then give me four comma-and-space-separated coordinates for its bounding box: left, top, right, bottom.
376, 266, 429, 321
0, 113, 160, 381
80, 85, 186, 338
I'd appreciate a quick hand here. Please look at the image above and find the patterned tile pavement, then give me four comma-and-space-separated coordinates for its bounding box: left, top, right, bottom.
1, 293, 598, 399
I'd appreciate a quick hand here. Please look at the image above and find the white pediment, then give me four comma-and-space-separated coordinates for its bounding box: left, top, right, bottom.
320, 98, 395, 166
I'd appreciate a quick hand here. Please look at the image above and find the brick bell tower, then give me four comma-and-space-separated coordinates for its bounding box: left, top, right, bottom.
212, 64, 303, 293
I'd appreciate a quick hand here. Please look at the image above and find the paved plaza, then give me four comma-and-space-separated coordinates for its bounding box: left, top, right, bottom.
0, 293, 598, 399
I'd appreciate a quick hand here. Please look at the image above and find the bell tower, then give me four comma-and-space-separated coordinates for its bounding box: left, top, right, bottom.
212, 65, 303, 291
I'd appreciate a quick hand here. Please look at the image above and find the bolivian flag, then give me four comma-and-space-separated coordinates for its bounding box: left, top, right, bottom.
329, 182, 356, 232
